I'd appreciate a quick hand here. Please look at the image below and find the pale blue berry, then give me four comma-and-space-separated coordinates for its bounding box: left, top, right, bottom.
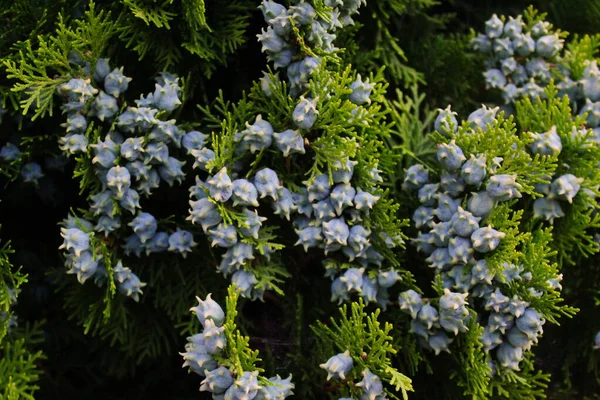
398, 290, 422, 319
293, 96, 319, 129
91, 91, 119, 121
513, 33, 536, 56
168, 229, 197, 257
290, 2, 316, 25
418, 183, 439, 206
472, 34, 492, 53
201, 318, 227, 354
581, 62, 600, 102
413, 206, 435, 229
440, 171, 466, 197
322, 218, 350, 246
356, 368, 383, 399
339, 267, 364, 292
62, 112, 88, 134
449, 207, 481, 237
206, 167, 233, 202
273, 129, 305, 156
305, 173, 331, 202
239, 209, 266, 239
120, 138, 145, 163
496, 343, 523, 371
484, 69, 507, 89
430, 221, 452, 247
230, 179, 259, 207
224, 371, 261, 400
506, 327, 533, 351
471, 225, 505, 253
136, 170, 161, 196
149, 120, 182, 144
59, 134, 89, 154
144, 232, 169, 255
493, 37, 514, 58
488, 312, 514, 334
418, 302, 439, 330
485, 14, 503, 39
403, 164, 429, 190
549, 174, 583, 203
116, 270, 146, 302
468, 105, 498, 132
188, 198, 222, 232
181, 348, 217, 377
209, 223, 238, 248
66, 250, 99, 284
199, 366, 233, 394
241, 114, 274, 153
536, 34, 563, 58
503, 16, 523, 38
515, 308, 545, 339
126, 160, 150, 181
353, 188, 379, 211
448, 236, 474, 264
254, 168, 282, 200
272, 187, 297, 220
528, 126, 562, 156
95, 215, 121, 236
435, 105, 458, 133
119, 185, 141, 212
330, 184, 356, 215
104, 67, 132, 97
319, 350, 353, 381
191, 147, 216, 170
435, 194, 460, 222
485, 288, 510, 313
377, 269, 401, 288
486, 174, 522, 201
106, 166, 131, 197
0, 143, 20, 161
461, 154, 487, 185
182, 131, 208, 153
144, 141, 169, 164
467, 191, 495, 217
525, 58, 551, 82
481, 325, 503, 352
470, 260, 495, 285
91, 135, 119, 168
153, 81, 181, 113
292, 189, 313, 217
93, 58, 111, 82
533, 198, 564, 222
331, 277, 350, 304
349, 74, 375, 105
332, 159, 357, 184
231, 270, 258, 298
437, 140, 466, 171
129, 212, 158, 243
191, 294, 225, 328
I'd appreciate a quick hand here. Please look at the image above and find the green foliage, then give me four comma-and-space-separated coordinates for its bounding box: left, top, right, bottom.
517, 84, 600, 265
0, 233, 45, 400
0, 235, 25, 342
216, 285, 263, 375
342, 0, 440, 86
3, 2, 117, 120
117, 0, 254, 73
448, 318, 491, 399
312, 299, 414, 399
382, 85, 437, 190
0, 322, 46, 400
443, 114, 557, 198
